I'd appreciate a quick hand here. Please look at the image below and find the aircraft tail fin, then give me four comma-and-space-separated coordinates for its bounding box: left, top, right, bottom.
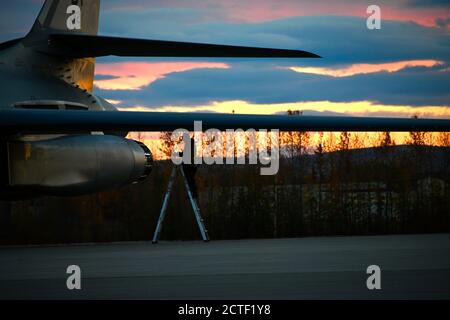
29, 0, 100, 36
23, 1, 101, 93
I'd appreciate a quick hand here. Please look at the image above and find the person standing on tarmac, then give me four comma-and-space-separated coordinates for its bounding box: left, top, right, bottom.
181, 137, 199, 199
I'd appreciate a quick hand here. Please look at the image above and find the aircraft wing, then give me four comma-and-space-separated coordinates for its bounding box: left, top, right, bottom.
43, 34, 321, 58
1, 109, 450, 134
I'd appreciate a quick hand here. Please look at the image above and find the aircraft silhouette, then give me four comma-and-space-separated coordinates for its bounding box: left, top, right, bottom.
1, 0, 449, 199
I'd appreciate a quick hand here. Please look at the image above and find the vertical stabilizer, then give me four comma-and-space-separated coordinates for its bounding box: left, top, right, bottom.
29, 0, 100, 36
24, 0, 101, 93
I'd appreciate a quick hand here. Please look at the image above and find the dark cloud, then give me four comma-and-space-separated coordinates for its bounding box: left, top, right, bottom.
94, 75, 121, 81
95, 15, 450, 108
1, 1, 448, 110
96, 15, 450, 66
2, 1, 449, 65
406, 0, 450, 8
0, 0, 41, 42
436, 17, 450, 28
97, 63, 450, 108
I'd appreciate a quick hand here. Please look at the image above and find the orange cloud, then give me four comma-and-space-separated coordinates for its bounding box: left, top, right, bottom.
105, 99, 122, 105
289, 60, 444, 77
95, 62, 229, 90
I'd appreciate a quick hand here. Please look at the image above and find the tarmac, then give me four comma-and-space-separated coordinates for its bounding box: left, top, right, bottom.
0, 234, 449, 299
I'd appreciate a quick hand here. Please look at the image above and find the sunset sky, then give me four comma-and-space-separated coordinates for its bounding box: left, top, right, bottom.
1, 0, 449, 154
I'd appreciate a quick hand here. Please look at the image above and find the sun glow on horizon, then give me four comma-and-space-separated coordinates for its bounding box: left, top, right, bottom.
123, 99, 450, 160
119, 100, 450, 119
129, 130, 449, 161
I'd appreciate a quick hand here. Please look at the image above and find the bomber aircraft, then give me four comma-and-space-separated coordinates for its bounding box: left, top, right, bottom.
1, 0, 449, 199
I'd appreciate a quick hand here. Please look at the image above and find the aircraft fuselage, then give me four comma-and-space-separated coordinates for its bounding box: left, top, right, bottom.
0, 39, 153, 200
0, 40, 114, 112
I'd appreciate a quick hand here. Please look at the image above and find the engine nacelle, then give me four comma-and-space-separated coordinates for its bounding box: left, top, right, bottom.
4, 134, 152, 197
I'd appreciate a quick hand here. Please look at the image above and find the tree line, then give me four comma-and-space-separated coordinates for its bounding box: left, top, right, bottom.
0, 128, 449, 245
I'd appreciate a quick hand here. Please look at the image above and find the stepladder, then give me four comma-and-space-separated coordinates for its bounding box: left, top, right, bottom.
152, 165, 210, 243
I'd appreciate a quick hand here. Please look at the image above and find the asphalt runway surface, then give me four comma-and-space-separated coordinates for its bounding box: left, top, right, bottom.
0, 234, 449, 299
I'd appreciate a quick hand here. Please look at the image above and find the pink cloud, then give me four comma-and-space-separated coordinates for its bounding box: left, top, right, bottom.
105, 0, 450, 28
219, 0, 449, 27
95, 61, 229, 90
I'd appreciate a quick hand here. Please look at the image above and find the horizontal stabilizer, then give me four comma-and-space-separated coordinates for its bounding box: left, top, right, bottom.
45, 34, 321, 58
